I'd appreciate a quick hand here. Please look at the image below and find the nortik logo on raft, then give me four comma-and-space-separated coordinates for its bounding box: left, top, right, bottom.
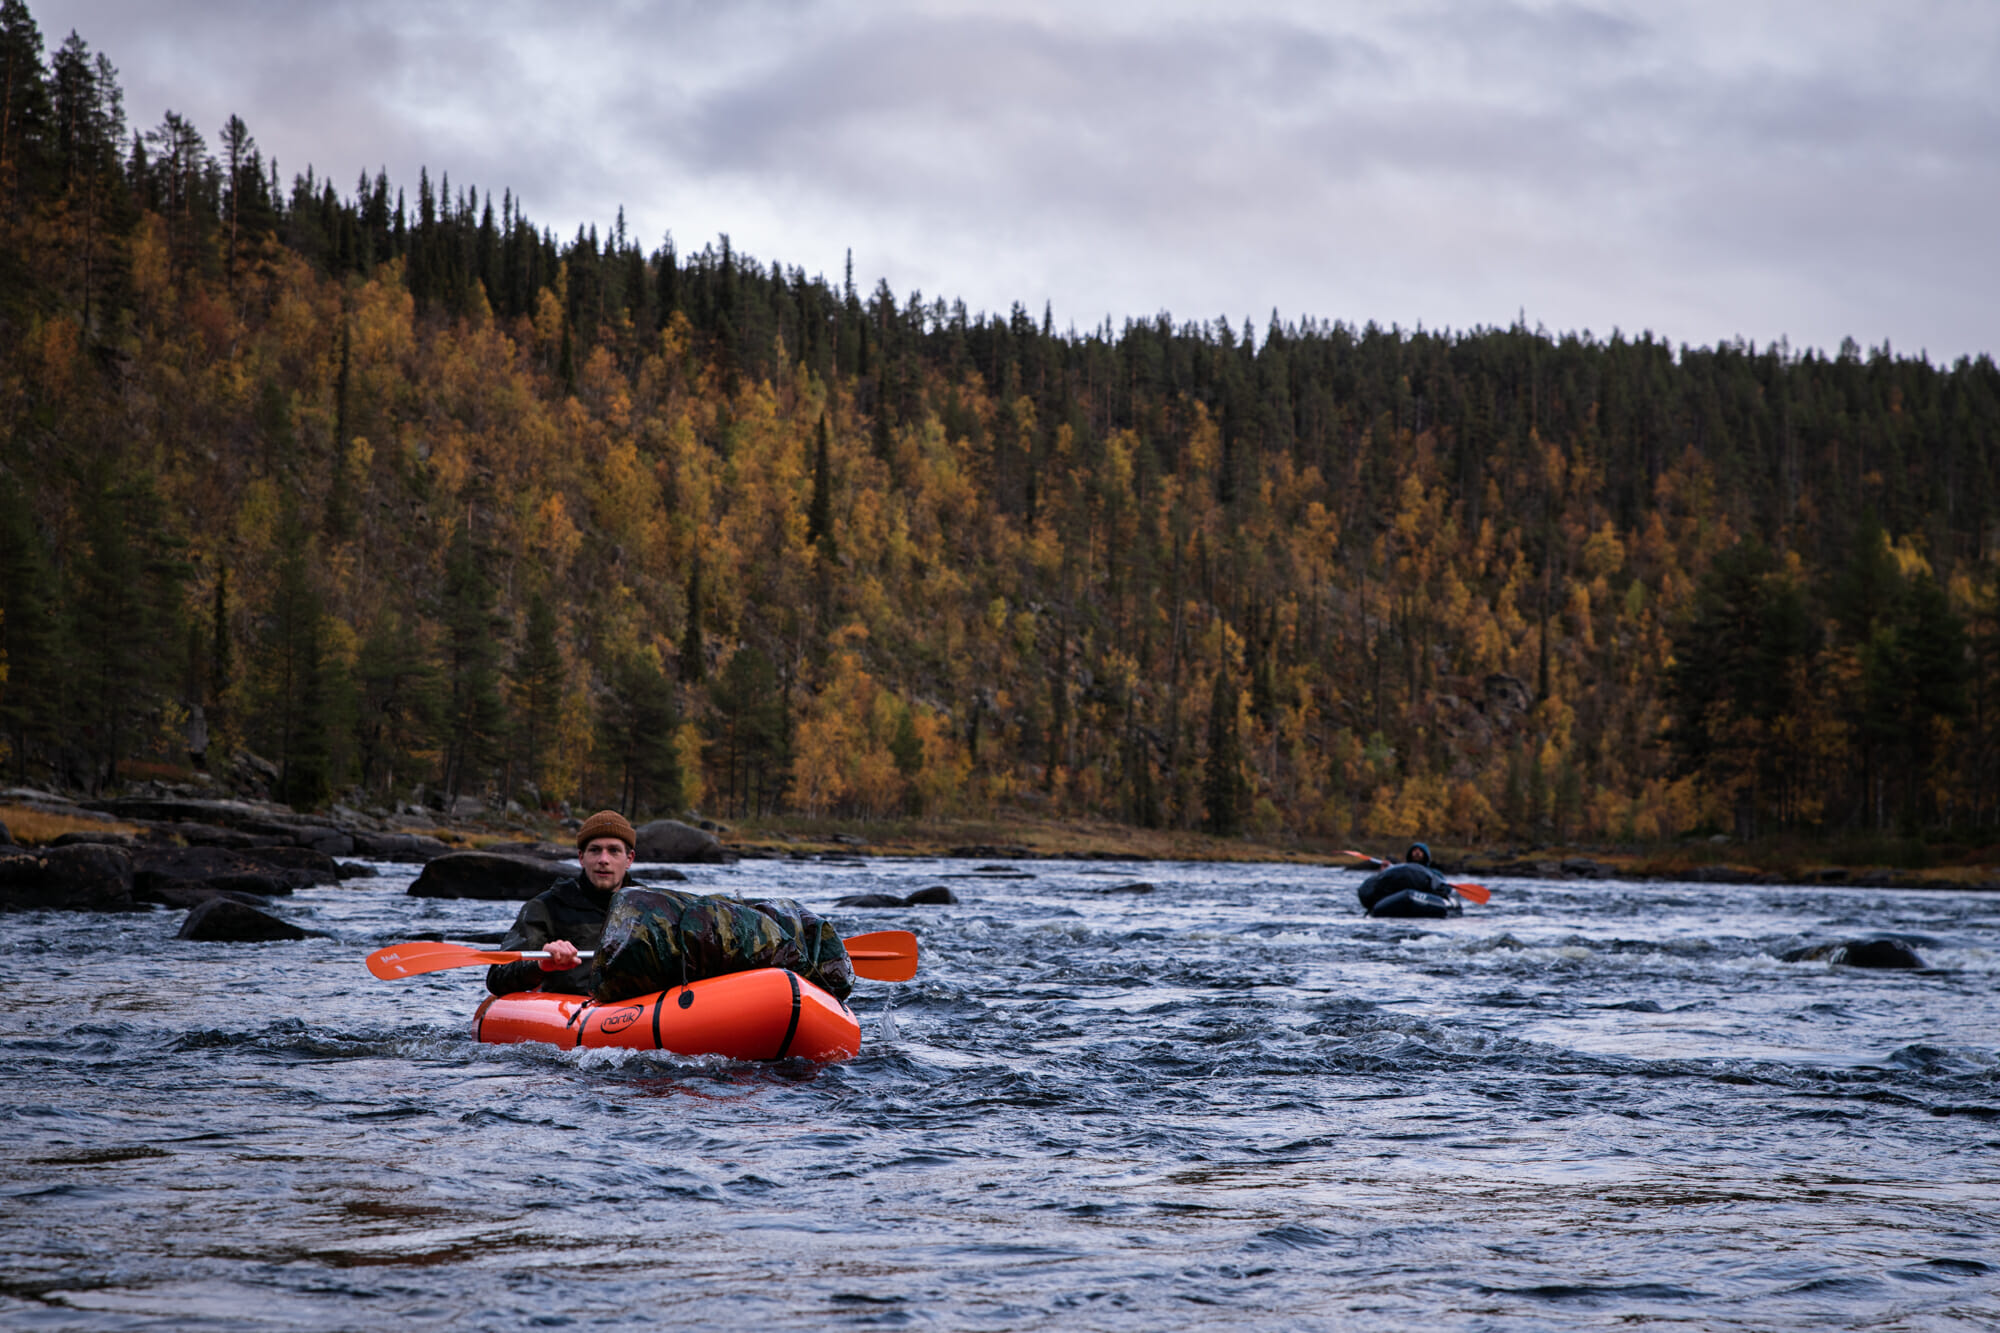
599, 1004, 645, 1034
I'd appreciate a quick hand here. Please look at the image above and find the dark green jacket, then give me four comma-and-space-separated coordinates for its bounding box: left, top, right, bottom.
485, 874, 620, 996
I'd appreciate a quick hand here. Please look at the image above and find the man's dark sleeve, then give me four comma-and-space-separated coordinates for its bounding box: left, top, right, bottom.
487, 897, 557, 996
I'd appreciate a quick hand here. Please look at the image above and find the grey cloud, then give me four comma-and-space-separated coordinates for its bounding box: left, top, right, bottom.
26, 0, 2000, 357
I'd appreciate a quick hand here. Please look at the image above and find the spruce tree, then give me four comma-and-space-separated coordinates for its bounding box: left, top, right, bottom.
678, 554, 706, 683
439, 520, 507, 803
510, 590, 563, 801
1202, 671, 1245, 837
706, 644, 785, 816
0, 478, 58, 779
807, 413, 834, 556
256, 508, 329, 805
325, 318, 354, 539
71, 467, 185, 791
354, 609, 439, 797
597, 648, 679, 816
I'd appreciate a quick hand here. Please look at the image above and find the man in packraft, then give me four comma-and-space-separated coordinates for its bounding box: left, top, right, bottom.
485, 810, 636, 996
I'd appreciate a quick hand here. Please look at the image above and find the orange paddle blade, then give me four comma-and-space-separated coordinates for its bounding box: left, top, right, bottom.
843, 929, 919, 982
1450, 881, 1492, 904
365, 941, 527, 979
1340, 849, 1388, 868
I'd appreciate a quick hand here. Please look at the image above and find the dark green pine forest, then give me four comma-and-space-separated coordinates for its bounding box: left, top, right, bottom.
5, 0, 2000, 847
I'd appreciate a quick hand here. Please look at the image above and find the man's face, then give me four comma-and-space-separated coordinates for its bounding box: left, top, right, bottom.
580, 837, 635, 889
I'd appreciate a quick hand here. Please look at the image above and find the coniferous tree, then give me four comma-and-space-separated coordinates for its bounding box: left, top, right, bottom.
326, 317, 354, 539
71, 467, 185, 791
707, 644, 786, 816
807, 413, 834, 556
208, 565, 232, 739
354, 609, 439, 797
1665, 537, 1815, 835
678, 554, 706, 683
597, 647, 679, 816
510, 590, 563, 802
0, 477, 58, 779
1202, 671, 1245, 837
439, 521, 507, 803
253, 508, 328, 804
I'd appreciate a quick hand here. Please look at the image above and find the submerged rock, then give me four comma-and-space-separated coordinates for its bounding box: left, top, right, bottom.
1782, 938, 1925, 969
177, 897, 313, 942
1096, 881, 1156, 895
407, 850, 570, 900
0, 844, 139, 912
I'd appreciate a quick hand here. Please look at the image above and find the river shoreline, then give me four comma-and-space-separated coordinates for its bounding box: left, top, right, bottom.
7, 786, 2000, 892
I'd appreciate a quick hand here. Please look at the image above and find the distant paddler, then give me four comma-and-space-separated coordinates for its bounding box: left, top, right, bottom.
1341, 843, 1492, 918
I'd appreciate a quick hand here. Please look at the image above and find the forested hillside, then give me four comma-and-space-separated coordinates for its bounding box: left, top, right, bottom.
4, 1, 2000, 843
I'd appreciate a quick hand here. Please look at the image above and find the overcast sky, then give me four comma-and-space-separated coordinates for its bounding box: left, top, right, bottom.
31, 0, 2000, 360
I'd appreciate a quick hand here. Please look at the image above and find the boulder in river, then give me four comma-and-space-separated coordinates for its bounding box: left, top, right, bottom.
237, 845, 341, 880
145, 881, 277, 910
130, 846, 309, 902
177, 897, 313, 942
1782, 938, 1925, 969
407, 850, 571, 900
634, 818, 726, 863
0, 844, 139, 912
1096, 881, 1156, 895
348, 831, 454, 862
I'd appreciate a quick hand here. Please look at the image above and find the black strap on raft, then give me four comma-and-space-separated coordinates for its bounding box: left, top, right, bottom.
773, 970, 802, 1061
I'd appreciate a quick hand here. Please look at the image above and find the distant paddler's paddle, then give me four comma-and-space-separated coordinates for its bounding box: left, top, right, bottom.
365, 929, 920, 982
1339, 849, 1492, 904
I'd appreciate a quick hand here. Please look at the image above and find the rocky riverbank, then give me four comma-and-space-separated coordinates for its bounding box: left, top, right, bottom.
7, 785, 2000, 921
0, 786, 728, 921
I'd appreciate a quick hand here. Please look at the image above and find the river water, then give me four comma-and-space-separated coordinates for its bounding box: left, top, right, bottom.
2, 856, 1997, 1330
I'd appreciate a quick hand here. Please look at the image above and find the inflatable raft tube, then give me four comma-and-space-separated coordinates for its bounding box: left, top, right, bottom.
474, 966, 860, 1062
1357, 863, 1463, 919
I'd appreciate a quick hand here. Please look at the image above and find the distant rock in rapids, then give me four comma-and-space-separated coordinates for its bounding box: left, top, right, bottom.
634, 818, 727, 864
1096, 881, 1156, 895
1782, 938, 1925, 969
130, 847, 317, 905
0, 844, 139, 912
348, 831, 454, 862
407, 850, 571, 901
177, 897, 314, 942
834, 886, 959, 908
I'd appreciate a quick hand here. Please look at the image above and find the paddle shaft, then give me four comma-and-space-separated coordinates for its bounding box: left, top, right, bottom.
366, 930, 919, 981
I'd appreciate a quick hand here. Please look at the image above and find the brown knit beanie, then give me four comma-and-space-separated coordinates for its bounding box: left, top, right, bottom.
575, 809, 637, 852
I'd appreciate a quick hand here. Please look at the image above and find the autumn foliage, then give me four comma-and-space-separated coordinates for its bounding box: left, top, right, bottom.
4, 2, 2000, 843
